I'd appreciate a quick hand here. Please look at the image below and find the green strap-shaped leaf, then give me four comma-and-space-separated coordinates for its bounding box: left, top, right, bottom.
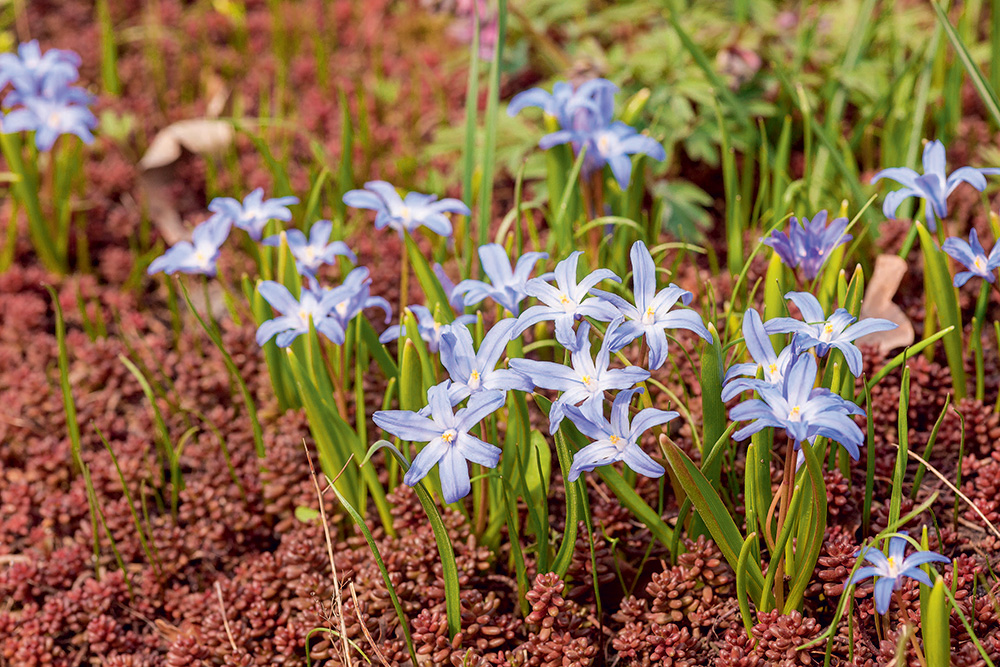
916, 222, 966, 398
363, 440, 462, 637
659, 435, 765, 602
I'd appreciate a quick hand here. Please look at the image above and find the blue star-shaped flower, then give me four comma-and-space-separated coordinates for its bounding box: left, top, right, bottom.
262, 219, 356, 277
763, 210, 852, 280
440, 319, 533, 404
730, 352, 865, 459
871, 140, 1000, 231
0, 40, 80, 97
595, 240, 711, 370
209, 188, 299, 241
147, 214, 231, 277
373, 382, 505, 503
451, 244, 552, 315
942, 228, 1000, 287
512, 250, 620, 350
564, 387, 677, 481
764, 292, 897, 377
378, 304, 475, 354
2, 88, 96, 151
846, 534, 949, 614
255, 281, 350, 347
721, 308, 798, 401
342, 181, 470, 238
510, 317, 650, 434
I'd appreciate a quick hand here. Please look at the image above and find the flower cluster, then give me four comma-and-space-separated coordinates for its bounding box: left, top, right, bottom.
148, 188, 396, 350
374, 241, 709, 503
508, 78, 666, 189
725, 292, 896, 459
763, 210, 851, 281
0, 40, 96, 151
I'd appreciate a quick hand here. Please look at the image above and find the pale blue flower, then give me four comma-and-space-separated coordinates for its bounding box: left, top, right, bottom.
596, 240, 711, 370
0, 40, 80, 97
730, 352, 865, 459
764, 292, 897, 377
209, 188, 299, 241
871, 140, 1000, 231
440, 319, 533, 403
147, 214, 231, 276
373, 382, 505, 503
942, 228, 1000, 287
846, 534, 949, 614
310, 267, 392, 331
2, 88, 96, 150
255, 281, 349, 347
509, 318, 649, 434
721, 308, 797, 401
564, 387, 677, 481
342, 181, 470, 237
378, 304, 475, 354
262, 220, 356, 276
452, 244, 552, 315
512, 251, 621, 350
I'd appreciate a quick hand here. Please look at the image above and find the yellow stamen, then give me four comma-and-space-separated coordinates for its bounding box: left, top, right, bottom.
442, 431, 455, 443
609, 435, 621, 445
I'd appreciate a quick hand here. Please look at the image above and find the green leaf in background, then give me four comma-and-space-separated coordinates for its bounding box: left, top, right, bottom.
923, 578, 951, 667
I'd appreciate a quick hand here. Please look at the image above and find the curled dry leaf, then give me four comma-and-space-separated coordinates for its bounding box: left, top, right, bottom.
139, 119, 234, 171
857, 254, 915, 353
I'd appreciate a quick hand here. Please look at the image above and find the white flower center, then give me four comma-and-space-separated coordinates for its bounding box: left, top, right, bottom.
559, 293, 575, 312
48, 111, 62, 127
468, 370, 481, 390
335, 301, 349, 316
442, 429, 457, 444
884, 556, 901, 577
597, 134, 611, 154
766, 363, 780, 382
787, 405, 802, 422
974, 255, 987, 272
581, 374, 595, 388
641, 306, 656, 325
400, 206, 411, 220
819, 322, 835, 343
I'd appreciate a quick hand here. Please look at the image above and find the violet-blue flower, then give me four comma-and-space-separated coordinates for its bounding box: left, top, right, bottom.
764, 292, 896, 377
147, 214, 231, 277
440, 319, 534, 403
871, 140, 1000, 231
512, 250, 621, 349
378, 304, 475, 354
509, 318, 650, 434
595, 240, 711, 370
373, 382, 505, 503
2, 89, 96, 151
342, 180, 470, 237
942, 228, 1000, 287
451, 244, 552, 315
763, 210, 851, 280
262, 220, 356, 276
255, 281, 349, 347
208, 188, 299, 241
0, 40, 80, 97
721, 308, 797, 402
846, 534, 949, 614
730, 352, 865, 459
564, 387, 676, 481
